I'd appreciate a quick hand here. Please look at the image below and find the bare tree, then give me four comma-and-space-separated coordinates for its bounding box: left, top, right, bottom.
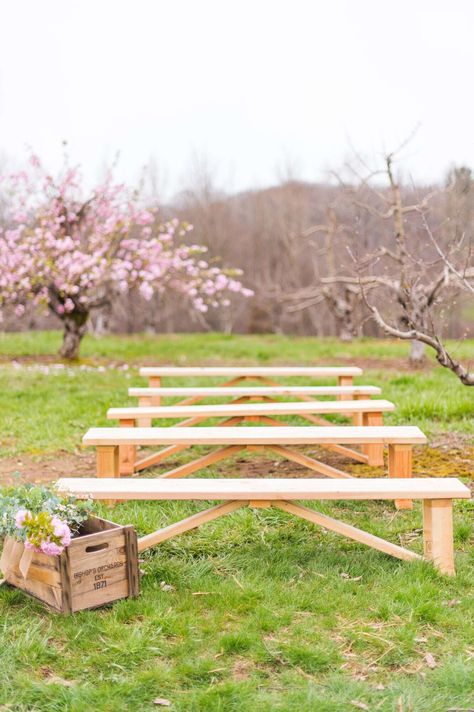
327, 151, 474, 381
325, 147, 456, 363
278, 207, 362, 341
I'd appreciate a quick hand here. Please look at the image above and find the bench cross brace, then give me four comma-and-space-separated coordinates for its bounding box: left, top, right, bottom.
136, 498, 454, 571
128, 414, 370, 475
147, 443, 354, 480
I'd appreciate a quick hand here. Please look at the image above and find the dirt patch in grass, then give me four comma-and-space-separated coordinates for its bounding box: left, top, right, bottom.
231, 657, 254, 681
0, 353, 429, 372
0, 451, 95, 486
0, 354, 99, 366
221, 444, 474, 480
412, 444, 474, 478
333, 356, 432, 372
1, 444, 472, 488
133, 355, 422, 371
221, 456, 313, 478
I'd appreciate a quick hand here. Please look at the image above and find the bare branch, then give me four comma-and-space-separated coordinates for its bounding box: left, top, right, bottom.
419, 208, 474, 296
368, 303, 474, 385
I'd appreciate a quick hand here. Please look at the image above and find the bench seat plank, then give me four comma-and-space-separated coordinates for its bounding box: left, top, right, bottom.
108, 399, 394, 420
129, 385, 380, 398
57, 477, 470, 501
83, 425, 426, 446
139, 366, 363, 378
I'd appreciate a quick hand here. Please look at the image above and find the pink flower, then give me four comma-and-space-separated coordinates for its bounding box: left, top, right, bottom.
40, 540, 64, 556
29, 154, 41, 169
228, 280, 242, 293
136, 210, 153, 225
15, 509, 30, 528
139, 282, 154, 301
51, 516, 71, 546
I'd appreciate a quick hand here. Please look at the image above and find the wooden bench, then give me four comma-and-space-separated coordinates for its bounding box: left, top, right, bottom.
108, 399, 395, 471
57, 477, 471, 575
139, 366, 363, 405
83, 425, 427, 509
129, 385, 381, 413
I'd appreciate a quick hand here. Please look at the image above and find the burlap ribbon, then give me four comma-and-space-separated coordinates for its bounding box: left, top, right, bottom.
0, 538, 34, 579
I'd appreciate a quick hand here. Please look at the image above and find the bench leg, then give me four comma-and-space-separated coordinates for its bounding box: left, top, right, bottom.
97, 445, 119, 477
337, 375, 353, 400
352, 393, 365, 425
97, 445, 119, 507
388, 444, 413, 510
149, 376, 161, 406
362, 411, 384, 466
119, 419, 136, 475
423, 499, 455, 575
138, 397, 153, 426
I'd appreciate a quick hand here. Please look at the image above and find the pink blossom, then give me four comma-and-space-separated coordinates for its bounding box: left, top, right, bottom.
29, 154, 41, 169
51, 516, 72, 546
228, 280, 242, 292
139, 282, 154, 301
40, 541, 64, 556
15, 509, 30, 528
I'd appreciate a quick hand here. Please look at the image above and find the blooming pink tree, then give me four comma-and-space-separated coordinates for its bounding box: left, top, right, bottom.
0, 155, 252, 358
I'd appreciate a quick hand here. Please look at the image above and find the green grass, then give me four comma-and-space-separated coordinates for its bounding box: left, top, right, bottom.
1, 329, 473, 362
0, 332, 473, 711
1, 332, 473, 458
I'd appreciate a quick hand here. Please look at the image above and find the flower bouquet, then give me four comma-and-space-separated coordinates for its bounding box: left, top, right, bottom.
0, 483, 94, 579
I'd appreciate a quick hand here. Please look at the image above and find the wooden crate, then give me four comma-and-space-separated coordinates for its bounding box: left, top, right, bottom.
1, 516, 139, 613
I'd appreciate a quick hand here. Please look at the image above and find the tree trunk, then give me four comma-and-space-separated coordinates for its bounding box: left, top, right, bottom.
336, 313, 354, 342
59, 311, 89, 360
326, 292, 355, 342
409, 338, 426, 365
399, 286, 428, 366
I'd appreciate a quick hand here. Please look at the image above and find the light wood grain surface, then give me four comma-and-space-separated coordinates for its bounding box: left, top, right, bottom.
57, 477, 471, 501
139, 366, 363, 377
83, 425, 427, 446
108, 399, 394, 420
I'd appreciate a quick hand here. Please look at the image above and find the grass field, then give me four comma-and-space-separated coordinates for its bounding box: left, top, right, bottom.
0, 332, 473, 711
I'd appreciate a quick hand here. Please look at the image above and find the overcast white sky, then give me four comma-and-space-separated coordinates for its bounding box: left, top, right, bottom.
1, 0, 473, 198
